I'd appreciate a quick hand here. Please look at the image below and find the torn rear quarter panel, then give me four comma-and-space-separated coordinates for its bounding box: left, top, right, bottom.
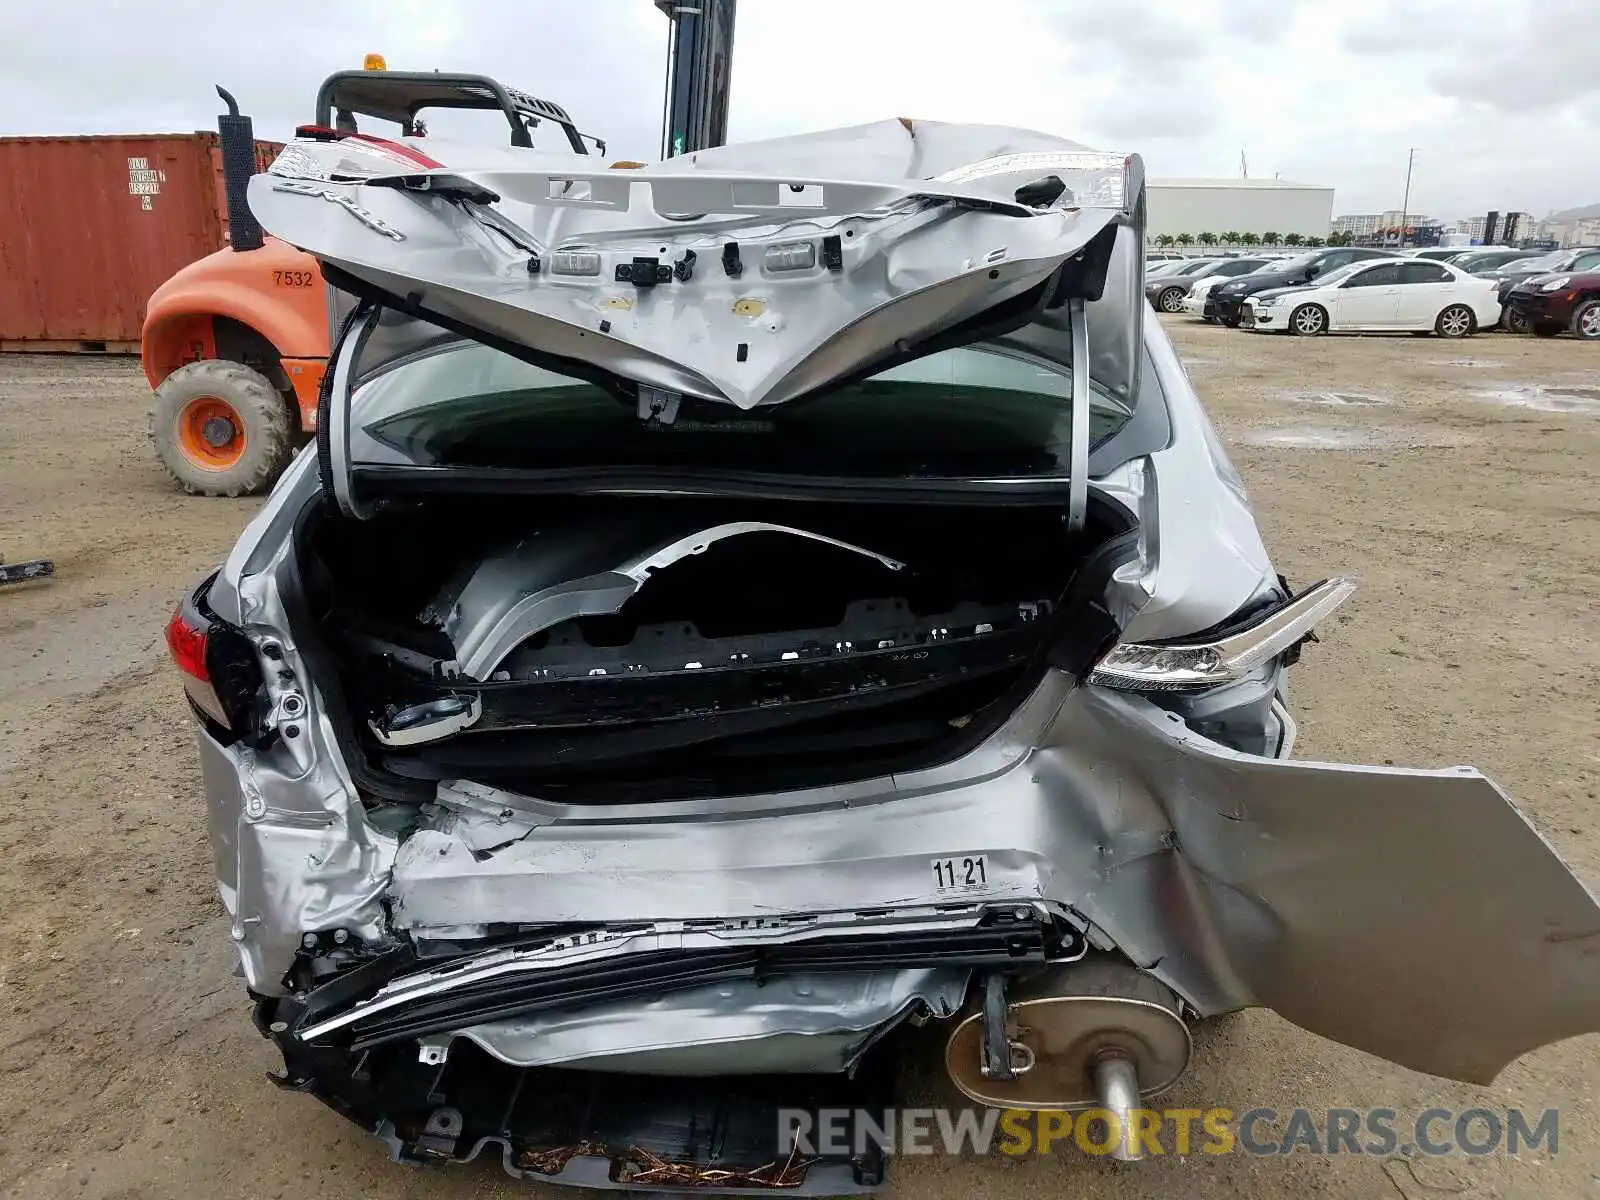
384, 678, 1600, 1086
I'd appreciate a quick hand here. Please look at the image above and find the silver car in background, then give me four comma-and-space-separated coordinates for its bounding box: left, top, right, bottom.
165, 119, 1600, 1190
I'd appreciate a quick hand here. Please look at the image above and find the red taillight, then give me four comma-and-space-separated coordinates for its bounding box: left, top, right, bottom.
166, 604, 210, 681
345, 132, 443, 169
168, 578, 266, 738
166, 601, 232, 727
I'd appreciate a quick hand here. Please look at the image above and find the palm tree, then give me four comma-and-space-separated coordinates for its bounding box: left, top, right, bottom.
1155, 234, 1175, 247
1176, 233, 1195, 247
1261, 231, 1281, 246
1305, 236, 1326, 247
1283, 233, 1303, 247
1198, 231, 1218, 247
1240, 232, 1260, 247
1221, 230, 1241, 247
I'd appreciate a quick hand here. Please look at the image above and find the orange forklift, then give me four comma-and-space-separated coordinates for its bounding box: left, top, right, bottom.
140, 60, 601, 495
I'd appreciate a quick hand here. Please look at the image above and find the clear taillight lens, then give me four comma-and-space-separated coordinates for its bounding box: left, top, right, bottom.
1090, 577, 1357, 692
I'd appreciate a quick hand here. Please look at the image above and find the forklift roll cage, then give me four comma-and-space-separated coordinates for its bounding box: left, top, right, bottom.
313, 71, 604, 156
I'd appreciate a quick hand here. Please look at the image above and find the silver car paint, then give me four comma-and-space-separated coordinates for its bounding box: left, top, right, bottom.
249, 122, 1143, 414
299, 905, 1007, 1042
198, 314, 1269, 992
380, 675, 1600, 1086
198, 314, 1600, 1088
447, 969, 971, 1075
195, 124, 1600, 1089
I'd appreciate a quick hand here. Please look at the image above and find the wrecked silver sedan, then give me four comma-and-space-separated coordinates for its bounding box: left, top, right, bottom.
165, 119, 1600, 1190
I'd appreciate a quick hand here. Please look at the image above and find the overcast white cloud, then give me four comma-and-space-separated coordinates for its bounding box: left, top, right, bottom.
2, 0, 1596, 219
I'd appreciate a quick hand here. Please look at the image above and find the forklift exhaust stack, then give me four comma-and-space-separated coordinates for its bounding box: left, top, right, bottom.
215, 85, 264, 253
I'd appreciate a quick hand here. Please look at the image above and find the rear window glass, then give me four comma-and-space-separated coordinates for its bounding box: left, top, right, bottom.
350, 341, 1133, 480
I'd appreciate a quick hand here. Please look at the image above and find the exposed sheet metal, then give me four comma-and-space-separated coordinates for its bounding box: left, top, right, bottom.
300, 906, 999, 1042
194, 120, 1600, 1120
248, 121, 1146, 413
197, 719, 396, 992
426, 516, 903, 681
386, 673, 1600, 1085
428, 970, 968, 1075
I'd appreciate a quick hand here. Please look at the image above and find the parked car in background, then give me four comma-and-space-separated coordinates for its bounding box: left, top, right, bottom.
1143, 258, 1221, 310
1479, 247, 1600, 331
1207, 248, 1400, 326
1503, 268, 1600, 340
1241, 259, 1501, 337
1453, 248, 1540, 275
1404, 247, 1475, 262
1145, 250, 1184, 262
1175, 258, 1275, 320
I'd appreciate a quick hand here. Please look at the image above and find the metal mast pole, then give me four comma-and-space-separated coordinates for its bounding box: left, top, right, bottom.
1397, 148, 1415, 249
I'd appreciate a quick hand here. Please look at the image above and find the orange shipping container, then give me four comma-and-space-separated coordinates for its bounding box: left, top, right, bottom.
0, 132, 281, 352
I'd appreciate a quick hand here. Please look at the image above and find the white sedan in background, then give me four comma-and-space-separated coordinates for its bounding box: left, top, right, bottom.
1241, 259, 1503, 337
1176, 257, 1276, 320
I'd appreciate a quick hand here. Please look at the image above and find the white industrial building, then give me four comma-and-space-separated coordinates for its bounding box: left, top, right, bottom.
1146, 178, 1335, 242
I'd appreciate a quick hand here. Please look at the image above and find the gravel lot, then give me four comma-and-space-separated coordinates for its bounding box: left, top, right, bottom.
1, 319, 1596, 1199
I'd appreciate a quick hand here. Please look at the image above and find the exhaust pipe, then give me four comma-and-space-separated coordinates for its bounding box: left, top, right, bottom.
215, 85, 264, 253
944, 957, 1191, 1162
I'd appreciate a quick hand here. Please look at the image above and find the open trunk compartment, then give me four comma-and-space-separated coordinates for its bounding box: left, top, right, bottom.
290, 491, 1133, 803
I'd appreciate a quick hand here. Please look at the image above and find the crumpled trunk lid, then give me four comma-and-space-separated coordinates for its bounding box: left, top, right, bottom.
248, 120, 1146, 413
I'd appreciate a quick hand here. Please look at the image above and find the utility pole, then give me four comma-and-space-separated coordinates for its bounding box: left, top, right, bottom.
1397, 148, 1415, 249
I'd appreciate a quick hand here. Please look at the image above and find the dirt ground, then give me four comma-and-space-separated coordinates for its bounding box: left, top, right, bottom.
0, 320, 1596, 1200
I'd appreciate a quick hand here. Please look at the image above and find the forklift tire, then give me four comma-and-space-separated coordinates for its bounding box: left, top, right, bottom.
151, 360, 295, 497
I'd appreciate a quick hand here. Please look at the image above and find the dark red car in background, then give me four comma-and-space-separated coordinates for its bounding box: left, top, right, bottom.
1504, 268, 1600, 340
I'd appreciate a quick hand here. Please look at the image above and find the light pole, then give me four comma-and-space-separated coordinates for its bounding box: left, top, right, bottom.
1397, 148, 1416, 249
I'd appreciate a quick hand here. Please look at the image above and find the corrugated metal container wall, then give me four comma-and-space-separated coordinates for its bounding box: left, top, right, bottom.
0, 133, 281, 351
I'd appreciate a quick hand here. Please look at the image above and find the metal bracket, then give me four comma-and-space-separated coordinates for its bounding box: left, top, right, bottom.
637, 386, 682, 426
979, 973, 1016, 1080
418, 1038, 451, 1066
1066, 295, 1090, 534
414, 1107, 463, 1160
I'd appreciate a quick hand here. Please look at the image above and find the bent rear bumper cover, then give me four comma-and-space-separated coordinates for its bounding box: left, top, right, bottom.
205, 668, 1600, 1087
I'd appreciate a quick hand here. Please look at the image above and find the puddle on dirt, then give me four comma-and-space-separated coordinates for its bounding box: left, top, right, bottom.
1474, 385, 1600, 415
1182, 356, 1220, 367
1286, 390, 1389, 407
1234, 425, 1469, 450
1237, 426, 1393, 450
1431, 358, 1498, 369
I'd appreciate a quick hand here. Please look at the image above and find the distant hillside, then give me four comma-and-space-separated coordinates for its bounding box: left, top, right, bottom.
1546, 202, 1600, 223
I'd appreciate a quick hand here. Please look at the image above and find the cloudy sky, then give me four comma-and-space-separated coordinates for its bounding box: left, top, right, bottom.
4, 0, 1596, 220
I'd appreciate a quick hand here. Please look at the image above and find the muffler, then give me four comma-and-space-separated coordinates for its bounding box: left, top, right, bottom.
944, 956, 1190, 1161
